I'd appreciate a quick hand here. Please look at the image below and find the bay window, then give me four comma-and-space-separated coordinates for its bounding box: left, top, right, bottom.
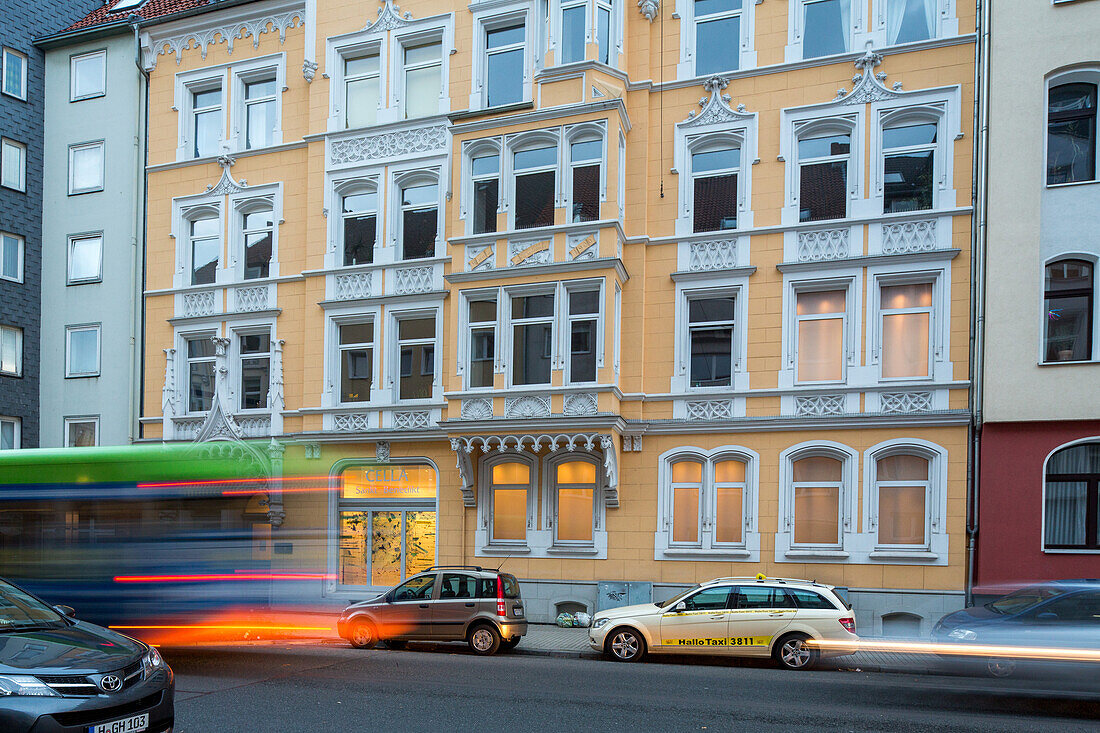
345, 52, 380, 128
596, 0, 612, 64
689, 295, 735, 387
491, 460, 530, 543
694, 0, 742, 75
567, 289, 599, 383
887, 0, 935, 45
569, 139, 601, 223
880, 282, 932, 379
882, 122, 936, 213
339, 322, 373, 403
400, 183, 438, 260
553, 459, 596, 544
244, 77, 277, 149
1044, 259, 1093, 363
471, 153, 500, 234
468, 298, 497, 389
791, 455, 843, 546
795, 289, 846, 383
874, 453, 929, 546
403, 41, 442, 119
802, 0, 850, 59
511, 292, 554, 385
186, 337, 215, 412
189, 215, 220, 286
560, 0, 586, 64
798, 132, 850, 222
341, 189, 377, 266
692, 145, 739, 232
397, 317, 435, 400
1047, 83, 1096, 185
513, 145, 557, 229
241, 207, 273, 280
1044, 441, 1100, 550
485, 23, 525, 108
239, 332, 271, 409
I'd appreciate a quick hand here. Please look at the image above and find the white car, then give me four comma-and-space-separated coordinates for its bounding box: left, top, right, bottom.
589, 576, 859, 669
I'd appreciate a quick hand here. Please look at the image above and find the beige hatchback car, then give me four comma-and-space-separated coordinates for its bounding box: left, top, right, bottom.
589, 576, 858, 669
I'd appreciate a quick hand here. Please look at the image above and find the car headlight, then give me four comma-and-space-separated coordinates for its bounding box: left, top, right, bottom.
947, 628, 977, 641
0, 675, 61, 697
142, 646, 165, 677
593, 617, 610, 629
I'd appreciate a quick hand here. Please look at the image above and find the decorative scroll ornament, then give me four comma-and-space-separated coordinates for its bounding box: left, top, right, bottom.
330, 124, 448, 165
196, 337, 244, 442
302, 59, 318, 83
162, 348, 178, 419
834, 47, 902, 105
365, 0, 413, 33
681, 76, 752, 128
146, 10, 304, 69
206, 155, 248, 196
637, 0, 659, 22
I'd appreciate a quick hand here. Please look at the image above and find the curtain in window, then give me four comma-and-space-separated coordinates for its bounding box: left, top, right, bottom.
792, 456, 842, 545
492, 461, 529, 541
888, 0, 935, 45
671, 460, 702, 543
1048, 443, 1100, 473
1044, 482, 1087, 546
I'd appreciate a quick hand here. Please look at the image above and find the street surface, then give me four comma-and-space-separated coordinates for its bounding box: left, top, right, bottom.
166, 642, 1100, 732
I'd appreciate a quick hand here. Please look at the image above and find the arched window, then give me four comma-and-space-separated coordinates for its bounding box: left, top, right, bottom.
670, 458, 704, 545
791, 455, 843, 546
467, 140, 502, 235
1045, 441, 1100, 550
510, 135, 558, 229
881, 118, 937, 213
567, 131, 602, 223
796, 123, 852, 222
690, 138, 740, 233
396, 172, 439, 261
240, 204, 273, 280
660, 448, 754, 553
1044, 259, 1093, 363
1047, 83, 1096, 185
338, 183, 377, 267
553, 458, 597, 544
185, 208, 220, 286
490, 460, 531, 544
874, 453, 929, 546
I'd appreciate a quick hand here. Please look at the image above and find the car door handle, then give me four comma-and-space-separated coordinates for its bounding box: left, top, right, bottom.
464, 603, 476, 607
419, 604, 429, 609
709, 614, 727, 619
768, 613, 787, 617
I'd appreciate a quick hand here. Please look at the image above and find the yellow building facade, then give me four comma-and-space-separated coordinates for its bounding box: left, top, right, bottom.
138, 0, 975, 631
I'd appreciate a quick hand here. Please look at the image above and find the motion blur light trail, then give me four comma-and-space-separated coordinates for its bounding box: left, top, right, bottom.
810, 638, 1100, 663
108, 608, 338, 646
112, 572, 335, 582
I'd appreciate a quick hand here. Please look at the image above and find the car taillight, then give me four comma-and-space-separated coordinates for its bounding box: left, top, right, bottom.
839, 617, 856, 633
496, 576, 506, 617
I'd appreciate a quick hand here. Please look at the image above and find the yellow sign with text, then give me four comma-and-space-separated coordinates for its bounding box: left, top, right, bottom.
341, 466, 438, 500
664, 636, 772, 647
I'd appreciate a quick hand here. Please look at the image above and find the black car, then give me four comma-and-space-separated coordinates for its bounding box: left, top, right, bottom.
0, 578, 174, 732
932, 579, 1100, 676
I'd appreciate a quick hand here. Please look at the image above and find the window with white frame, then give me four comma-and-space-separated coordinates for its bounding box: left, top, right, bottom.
513, 144, 557, 229
791, 454, 844, 547
1, 232, 23, 283
694, 0, 743, 75
511, 291, 555, 385
399, 181, 438, 260
2, 47, 26, 100
801, 0, 851, 59
0, 325, 22, 377
688, 294, 735, 387
238, 332, 271, 410
66, 325, 100, 378
70, 50, 106, 101
550, 456, 598, 545
488, 458, 531, 544
882, 121, 936, 213
568, 138, 601, 223
665, 453, 749, 549
240, 206, 273, 280
242, 76, 277, 150
471, 151, 500, 234
340, 187, 377, 266
185, 337, 215, 413
344, 51, 381, 128
798, 131, 850, 222
68, 141, 104, 194
1047, 82, 1096, 186
560, 0, 587, 64
1044, 441, 1100, 551
338, 321, 374, 403
64, 417, 98, 447
556, 0, 614, 65
397, 316, 435, 400
485, 22, 525, 108
403, 40, 442, 119
1, 138, 26, 191
872, 452, 930, 547
467, 296, 497, 389
68, 233, 102, 284
0, 417, 19, 450
191, 85, 223, 158
691, 143, 739, 232
886, 0, 936, 45
188, 214, 220, 286
567, 289, 599, 383
879, 281, 932, 379
795, 289, 846, 383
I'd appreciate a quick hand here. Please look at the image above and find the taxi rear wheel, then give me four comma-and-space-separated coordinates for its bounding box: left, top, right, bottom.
773, 633, 818, 671
606, 627, 646, 662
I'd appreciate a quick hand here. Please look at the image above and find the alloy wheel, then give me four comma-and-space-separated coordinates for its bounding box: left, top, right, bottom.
471, 628, 495, 652
610, 630, 640, 660
780, 638, 812, 668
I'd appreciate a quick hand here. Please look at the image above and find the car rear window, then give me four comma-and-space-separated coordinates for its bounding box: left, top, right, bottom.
500, 573, 520, 598
476, 574, 521, 599
788, 588, 840, 610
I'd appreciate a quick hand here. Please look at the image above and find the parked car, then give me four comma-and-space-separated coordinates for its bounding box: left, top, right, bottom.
0, 578, 174, 733
588, 576, 858, 670
337, 566, 527, 655
932, 579, 1100, 676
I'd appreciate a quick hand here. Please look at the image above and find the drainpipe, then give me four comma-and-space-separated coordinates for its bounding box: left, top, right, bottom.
129, 17, 150, 442
966, 0, 992, 608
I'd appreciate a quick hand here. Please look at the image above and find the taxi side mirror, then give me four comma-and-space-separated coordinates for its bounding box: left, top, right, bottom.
674, 602, 687, 612
54, 605, 76, 617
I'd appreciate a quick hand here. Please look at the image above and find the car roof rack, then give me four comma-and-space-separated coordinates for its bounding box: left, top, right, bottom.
427, 565, 484, 572
707, 576, 828, 588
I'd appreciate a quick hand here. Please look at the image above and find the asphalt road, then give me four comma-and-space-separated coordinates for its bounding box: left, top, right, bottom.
166, 643, 1100, 732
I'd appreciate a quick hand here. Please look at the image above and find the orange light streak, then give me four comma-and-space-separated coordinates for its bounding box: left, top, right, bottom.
110, 625, 333, 632
220, 485, 335, 496
810, 638, 1100, 663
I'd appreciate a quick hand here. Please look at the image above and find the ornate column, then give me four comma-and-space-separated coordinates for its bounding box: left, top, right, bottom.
162, 348, 178, 440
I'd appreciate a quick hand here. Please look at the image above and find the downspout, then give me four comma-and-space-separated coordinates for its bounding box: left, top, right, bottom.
967, 0, 992, 608
130, 17, 150, 442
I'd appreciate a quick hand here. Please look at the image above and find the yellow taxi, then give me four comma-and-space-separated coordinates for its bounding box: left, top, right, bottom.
588, 576, 858, 669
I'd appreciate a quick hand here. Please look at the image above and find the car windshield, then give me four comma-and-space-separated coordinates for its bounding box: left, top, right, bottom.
657, 585, 701, 608
986, 585, 1066, 615
0, 580, 66, 630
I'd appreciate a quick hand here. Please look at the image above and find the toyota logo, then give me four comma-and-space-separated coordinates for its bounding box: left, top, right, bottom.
99, 674, 123, 693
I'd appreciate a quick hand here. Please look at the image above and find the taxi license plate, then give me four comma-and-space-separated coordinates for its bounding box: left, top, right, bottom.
87, 712, 148, 733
